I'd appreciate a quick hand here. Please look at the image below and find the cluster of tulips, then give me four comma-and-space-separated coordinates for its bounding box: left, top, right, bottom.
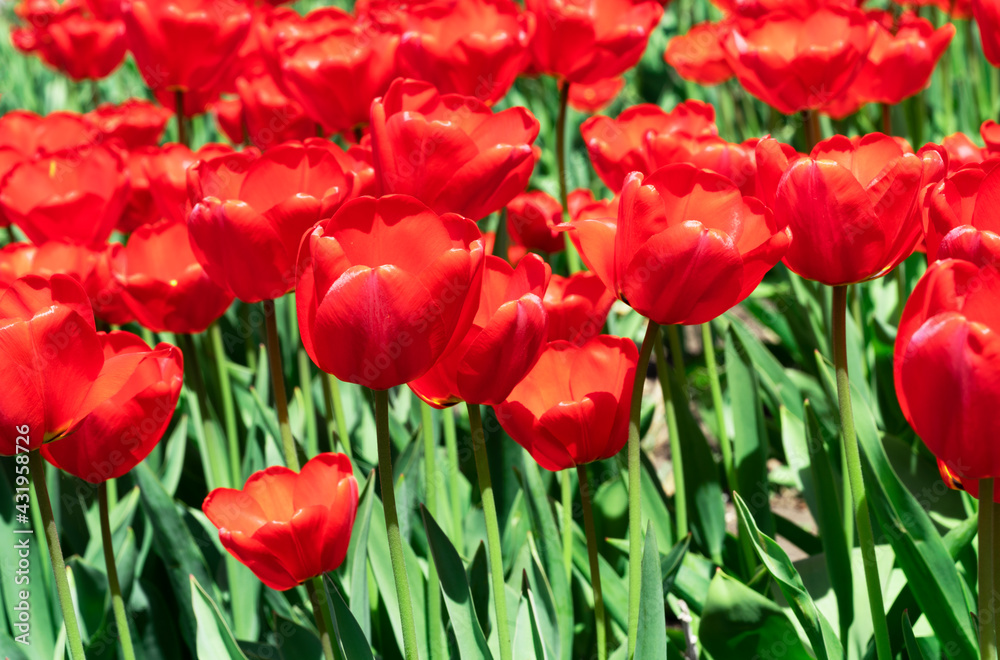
4, 0, 1000, 658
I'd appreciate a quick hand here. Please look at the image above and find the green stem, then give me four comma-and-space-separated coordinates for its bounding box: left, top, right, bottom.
307, 577, 339, 660
654, 338, 687, 540
299, 349, 319, 458
264, 299, 299, 471
443, 408, 464, 550
578, 464, 606, 660
702, 324, 736, 492
322, 374, 352, 459
374, 389, 419, 660
664, 325, 687, 391
981, 479, 998, 660
175, 90, 189, 147
627, 320, 660, 657
209, 323, 240, 488
99, 481, 136, 660
4, 225, 15, 245
422, 404, 445, 659
30, 451, 86, 660
561, 470, 574, 583
803, 109, 822, 151
832, 285, 891, 660
556, 79, 584, 273
880, 103, 892, 135
179, 333, 228, 491
468, 403, 511, 660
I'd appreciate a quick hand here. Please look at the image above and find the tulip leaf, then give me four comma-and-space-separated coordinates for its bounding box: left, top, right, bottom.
724, 314, 805, 418
733, 492, 844, 660
660, 534, 691, 597
509, 534, 561, 660
570, 522, 628, 633
190, 575, 248, 660
324, 579, 375, 660
511, 587, 544, 660
422, 506, 494, 660
640, 449, 675, 553
160, 414, 189, 497
272, 614, 322, 660
902, 611, 930, 660
345, 470, 375, 641
0, 633, 29, 660
634, 523, 667, 659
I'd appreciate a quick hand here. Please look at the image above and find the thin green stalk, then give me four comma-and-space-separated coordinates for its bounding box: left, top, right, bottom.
306, 577, 339, 660
99, 481, 136, 660
664, 325, 687, 391
179, 333, 228, 491
443, 408, 464, 550
374, 389, 419, 660
654, 339, 687, 539
4, 225, 14, 245
468, 403, 511, 660
561, 471, 574, 583
702, 324, 735, 492
299, 349, 319, 458
832, 286, 891, 660
627, 320, 660, 657
175, 90, 189, 147
264, 299, 299, 471
981, 479, 998, 660
556, 80, 584, 273
422, 404, 445, 659
881, 103, 892, 135
322, 374, 351, 459
29, 450, 86, 660
803, 109, 822, 151
106, 477, 118, 510
578, 464, 606, 660
209, 323, 240, 488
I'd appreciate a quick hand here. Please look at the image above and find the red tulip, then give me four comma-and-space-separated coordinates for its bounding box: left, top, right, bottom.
568, 76, 626, 113
0, 275, 137, 454
0, 110, 97, 157
526, 0, 664, 84
664, 21, 734, 86
187, 140, 358, 302
568, 188, 620, 223
119, 148, 159, 233
41, 332, 182, 482
203, 452, 359, 591
938, 459, 1000, 501
86, 99, 173, 149
544, 271, 615, 344
122, 0, 253, 94
296, 195, 485, 391
925, 158, 1000, 262
495, 335, 638, 471
567, 163, 788, 325
371, 78, 540, 220
409, 254, 549, 407
114, 219, 234, 333
722, 5, 875, 114
894, 0, 971, 19
974, 0, 1000, 67
757, 133, 922, 285
0, 144, 129, 248
12, 0, 127, 81
397, 0, 534, 104
506, 191, 566, 256
234, 70, 322, 149
143, 143, 235, 223
895, 254, 1000, 480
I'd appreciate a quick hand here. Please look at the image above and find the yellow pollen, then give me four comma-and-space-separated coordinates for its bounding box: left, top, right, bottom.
48, 160, 57, 178
169, 279, 179, 287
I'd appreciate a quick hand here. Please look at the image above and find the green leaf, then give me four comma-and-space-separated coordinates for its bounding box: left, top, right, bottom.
273, 614, 322, 660
634, 523, 666, 659
160, 415, 189, 496
902, 611, 929, 660
191, 575, 248, 660
346, 470, 376, 641
325, 579, 375, 660
422, 506, 493, 660
512, 581, 547, 660
733, 493, 843, 660
640, 451, 675, 553
660, 535, 690, 596
724, 314, 805, 418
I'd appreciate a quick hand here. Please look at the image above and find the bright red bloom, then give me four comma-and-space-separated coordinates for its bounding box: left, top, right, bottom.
143, 143, 235, 223
924, 159, 1000, 262
260, 7, 399, 134
0, 110, 96, 157
187, 140, 358, 302
567, 163, 788, 325
114, 219, 234, 333
974, 0, 1000, 67
568, 76, 626, 113
495, 335, 638, 471
409, 254, 549, 407
506, 191, 566, 256
122, 0, 253, 93
12, 0, 127, 81
544, 271, 615, 344
893, 0, 971, 19
525, 0, 664, 84
722, 5, 875, 114
895, 255, 1000, 480
664, 21, 734, 86
0, 275, 137, 454
397, 0, 534, 104
937, 459, 999, 501
296, 195, 485, 390
203, 452, 359, 591
0, 144, 129, 248
85, 99, 173, 149
568, 188, 620, 223
758, 133, 922, 285
233, 70, 322, 149
41, 332, 182, 482
370, 78, 540, 220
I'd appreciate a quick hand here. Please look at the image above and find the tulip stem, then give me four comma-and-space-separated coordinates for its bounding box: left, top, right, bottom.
307, 576, 340, 660
654, 337, 687, 541
981, 480, 998, 660
209, 323, 241, 488
179, 333, 228, 491
555, 79, 584, 274
374, 388, 420, 660
264, 299, 299, 472
175, 90, 189, 147
832, 285, 891, 660
468, 403, 512, 660
702, 324, 736, 494
578, 464, 607, 660
561, 470, 574, 583
880, 103, 892, 136
627, 319, 660, 657
422, 403, 445, 659
99, 481, 137, 660
29, 451, 86, 660
443, 408, 464, 549
802, 109, 822, 151
322, 373, 352, 459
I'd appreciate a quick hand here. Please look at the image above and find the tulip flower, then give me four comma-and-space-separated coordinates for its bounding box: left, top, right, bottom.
233, 70, 322, 149
396, 0, 534, 104
119, 148, 159, 233
187, 140, 358, 302
664, 21, 734, 86
121, 0, 253, 94
939, 459, 1000, 501
568, 77, 626, 113
296, 194, 485, 391
114, 219, 234, 333
0, 109, 96, 157
0, 275, 138, 454
41, 332, 183, 482
544, 272, 616, 344
526, 0, 664, 84
924, 160, 1000, 262
495, 335, 638, 470
0, 144, 129, 248
566, 162, 789, 325
143, 143, 235, 223
203, 452, 359, 591
409, 253, 550, 407
974, 0, 1000, 67
370, 78, 540, 220
721, 5, 875, 114
757, 133, 923, 285
506, 191, 566, 257
86, 99, 173, 149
